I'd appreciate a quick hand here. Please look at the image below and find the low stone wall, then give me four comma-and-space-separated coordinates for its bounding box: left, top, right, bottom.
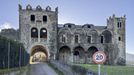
50, 60, 74, 75
50, 60, 97, 75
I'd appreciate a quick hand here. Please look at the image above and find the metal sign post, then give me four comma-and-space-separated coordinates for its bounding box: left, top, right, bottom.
92, 51, 106, 75
98, 64, 101, 75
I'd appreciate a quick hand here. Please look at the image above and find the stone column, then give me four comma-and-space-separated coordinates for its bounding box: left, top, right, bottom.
85, 51, 88, 64
69, 52, 74, 64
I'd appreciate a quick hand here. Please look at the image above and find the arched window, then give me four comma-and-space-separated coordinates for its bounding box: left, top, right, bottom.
40, 28, 47, 38
31, 15, 35, 22
61, 35, 66, 43
75, 35, 79, 43
102, 30, 112, 43
87, 36, 91, 43
31, 27, 38, 38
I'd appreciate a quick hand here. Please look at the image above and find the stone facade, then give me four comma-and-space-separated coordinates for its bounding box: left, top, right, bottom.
19, 5, 126, 65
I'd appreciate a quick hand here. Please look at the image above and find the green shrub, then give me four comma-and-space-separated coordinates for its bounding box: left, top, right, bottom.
0, 36, 29, 69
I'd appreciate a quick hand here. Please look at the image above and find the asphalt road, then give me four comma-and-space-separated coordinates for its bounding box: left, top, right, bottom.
30, 63, 58, 75
1, 63, 58, 75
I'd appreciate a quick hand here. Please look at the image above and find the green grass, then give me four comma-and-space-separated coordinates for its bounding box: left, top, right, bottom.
79, 64, 134, 75
0, 66, 29, 75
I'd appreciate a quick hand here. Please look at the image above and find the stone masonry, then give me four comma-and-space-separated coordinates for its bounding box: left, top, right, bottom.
19, 5, 126, 65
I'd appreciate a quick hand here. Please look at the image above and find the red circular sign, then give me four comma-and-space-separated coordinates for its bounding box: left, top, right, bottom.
92, 51, 106, 64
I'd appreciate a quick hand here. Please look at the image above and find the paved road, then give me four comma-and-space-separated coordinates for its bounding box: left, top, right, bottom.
1, 63, 58, 75
30, 63, 58, 75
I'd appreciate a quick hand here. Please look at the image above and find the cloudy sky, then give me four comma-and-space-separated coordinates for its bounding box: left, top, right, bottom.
0, 0, 134, 54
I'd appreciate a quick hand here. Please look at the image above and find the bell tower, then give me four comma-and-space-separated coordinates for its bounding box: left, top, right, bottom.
107, 14, 126, 65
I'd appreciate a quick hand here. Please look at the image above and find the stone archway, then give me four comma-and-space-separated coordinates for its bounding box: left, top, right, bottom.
73, 46, 85, 63
87, 46, 98, 63
59, 46, 71, 63
30, 45, 48, 64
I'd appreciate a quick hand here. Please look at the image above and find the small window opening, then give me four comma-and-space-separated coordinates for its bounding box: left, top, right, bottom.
101, 36, 104, 43
120, 22, 122, 28
43, 15, 47, 22
117, 22, 122, 28
118, 37, 121, 41
68, 25, 71, 28
31, 15, 35, 22
118, 22, 120, 28
88, 25, 91, 28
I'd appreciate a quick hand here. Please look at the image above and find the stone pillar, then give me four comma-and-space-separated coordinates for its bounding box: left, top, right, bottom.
85, 51, 88, 64
69, 52, 74, 64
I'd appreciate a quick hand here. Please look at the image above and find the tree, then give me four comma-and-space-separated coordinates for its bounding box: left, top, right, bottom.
0, 36, 29, 69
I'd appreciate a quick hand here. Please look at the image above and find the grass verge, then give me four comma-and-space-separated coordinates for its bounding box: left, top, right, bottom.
47, 62, 64, 75
79, 64, 134, 75
0, 65, 29, 74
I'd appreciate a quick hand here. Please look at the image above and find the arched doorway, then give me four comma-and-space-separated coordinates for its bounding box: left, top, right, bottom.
59, 46, 71, 63
73, 46, 85, 63
30, 45, 48, 64
87, 46, 98, 63
32, 51, 47, 62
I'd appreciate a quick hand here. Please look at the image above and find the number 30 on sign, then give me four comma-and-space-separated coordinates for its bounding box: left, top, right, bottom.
92, 51, 106, 64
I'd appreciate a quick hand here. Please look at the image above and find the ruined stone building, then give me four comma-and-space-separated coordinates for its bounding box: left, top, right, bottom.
19, 5, 126, 65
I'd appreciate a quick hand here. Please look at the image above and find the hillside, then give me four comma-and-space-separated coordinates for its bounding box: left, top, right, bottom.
126, 53, 134, 65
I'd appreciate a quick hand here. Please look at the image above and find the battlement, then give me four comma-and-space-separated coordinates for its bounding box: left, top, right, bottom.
19, 4, 58, 13
107, 14, 126, 21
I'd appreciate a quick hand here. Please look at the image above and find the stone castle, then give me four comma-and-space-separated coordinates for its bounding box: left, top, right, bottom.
19, 5, 126, 65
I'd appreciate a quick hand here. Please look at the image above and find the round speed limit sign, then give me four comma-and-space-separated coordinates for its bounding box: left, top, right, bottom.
92, 51, 106, 64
